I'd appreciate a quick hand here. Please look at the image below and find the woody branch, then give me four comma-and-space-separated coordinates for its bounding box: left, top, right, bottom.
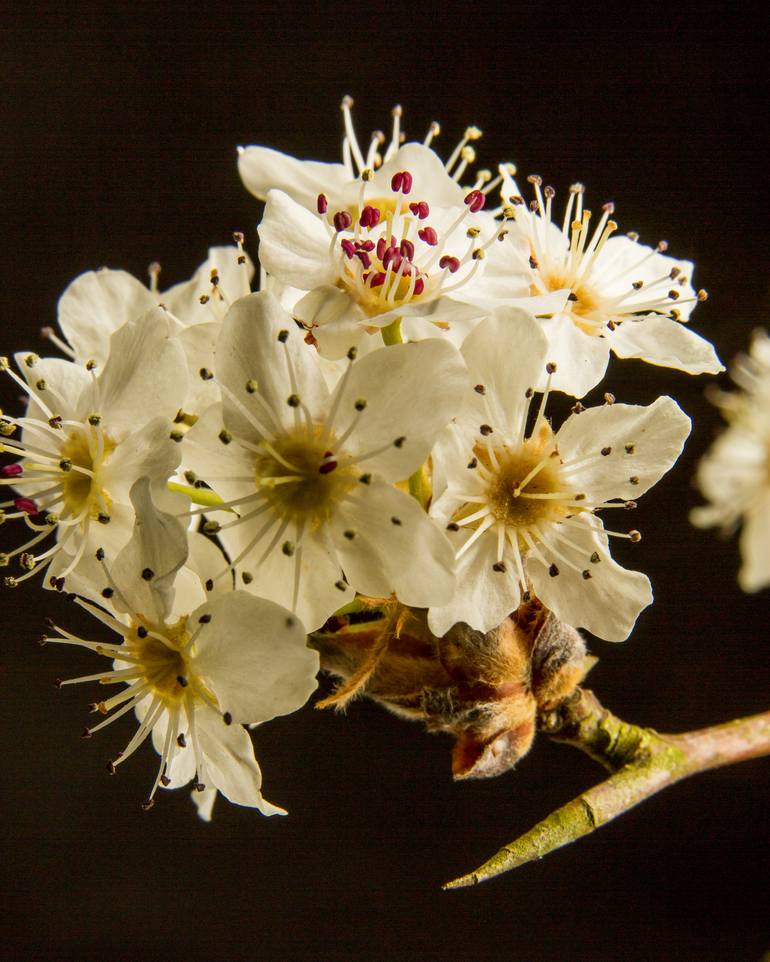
445, 688, 770, 889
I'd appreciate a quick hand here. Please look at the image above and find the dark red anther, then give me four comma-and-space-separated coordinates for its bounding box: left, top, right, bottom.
357, 239, 375, 252
400, 239, 415, 261
333, 211, 353, 232
354, 250, 372, 269
382, 247, 402, 272
2, 463, 23, 478
318, 451, 338, 475
409, 201, 430, 219
14, 497, 38, 515
439, 255, 461, 273
464, 189, 486, 213
317, 193, 328, 214
376, 237, 387, 260
413, 278, 425, 296
340, 239, 356, 259
360, 205, 381, 228
418, 226, 438, 246
391, 170, 413, 194
369, 272, 386, 288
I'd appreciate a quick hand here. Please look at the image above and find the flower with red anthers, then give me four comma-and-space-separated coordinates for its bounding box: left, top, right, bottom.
257, 143, 511, 358
491, 168, 722, 396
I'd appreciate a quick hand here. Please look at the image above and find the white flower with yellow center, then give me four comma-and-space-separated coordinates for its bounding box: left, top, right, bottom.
181, 291, 465, 631
46, 479, 319, 815
0, 309, 188, 587
494, 171, 723, 396
691, 329, 770, 592
428, 309, 691, 641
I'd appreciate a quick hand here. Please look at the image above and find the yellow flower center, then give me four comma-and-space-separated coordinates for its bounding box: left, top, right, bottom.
59, 428, 116, 519
125, 616, 191, 707
255, 426, 359, 530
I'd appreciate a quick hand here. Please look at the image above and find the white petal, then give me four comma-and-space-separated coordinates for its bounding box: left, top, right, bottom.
216, 292, 329, 438
177, 322, 221, 414
535, 312, 610, 397
190, 591, 318, 723
527, 517, 652, 641
195, 705, 286, 815
334, 339, 466, 480
555, 396, 691, 500
221, 520, 352, 632
610, 315, 724, 374
57, 269, 157, 364
366, 143, 466, 208
110, 478, 189, 622
101, 415, 183, 506
18, 355, 91, 422
238, 145, 349, 206
333, 483, 455, 607
461, 309, 549, 437
427, 526, 520, 637
258, 189, 338, 290
89, 308, 188, 435
293, 285, 367, 360
182, 402, 257, 505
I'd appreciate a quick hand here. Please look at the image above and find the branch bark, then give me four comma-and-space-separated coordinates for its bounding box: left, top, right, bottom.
444, 688, 770, 889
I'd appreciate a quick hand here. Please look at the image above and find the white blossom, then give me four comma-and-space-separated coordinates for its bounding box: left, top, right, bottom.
181, 291, 464, 630
256, 142, 518, 358
494, 172, 723, 396
691, 329, 770, 592
0, 309, 188, 587
46, 478, 319, 815
50, 245, 254, 414
428, 309, 691, 641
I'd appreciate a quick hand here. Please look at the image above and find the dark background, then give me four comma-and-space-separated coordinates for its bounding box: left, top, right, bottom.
1, 4, 768, 960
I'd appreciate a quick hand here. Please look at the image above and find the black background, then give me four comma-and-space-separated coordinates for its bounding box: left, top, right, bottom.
2, 4, 769, 960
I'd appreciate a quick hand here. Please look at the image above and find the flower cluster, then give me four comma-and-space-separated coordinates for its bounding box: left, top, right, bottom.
0, 97, 724, 815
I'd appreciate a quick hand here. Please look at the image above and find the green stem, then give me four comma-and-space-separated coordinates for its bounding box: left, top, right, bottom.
444, 689, 770, 889
381, 318, 403, 345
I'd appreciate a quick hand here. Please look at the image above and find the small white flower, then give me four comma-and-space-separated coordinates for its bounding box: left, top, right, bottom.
50, 245, 254, 415
493, 172, 723, 396
257, 144, 513, 358
0, 310, 188, 587
428, 309, 691, 641
182, 291, 465, 630
691, 329, 770, 592
46, 479, 319, 815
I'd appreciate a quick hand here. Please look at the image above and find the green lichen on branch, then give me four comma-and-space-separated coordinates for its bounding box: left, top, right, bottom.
445, 689, 770, 889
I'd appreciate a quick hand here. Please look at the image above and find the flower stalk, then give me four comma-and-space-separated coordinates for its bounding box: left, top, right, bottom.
444, 688, 770, 889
